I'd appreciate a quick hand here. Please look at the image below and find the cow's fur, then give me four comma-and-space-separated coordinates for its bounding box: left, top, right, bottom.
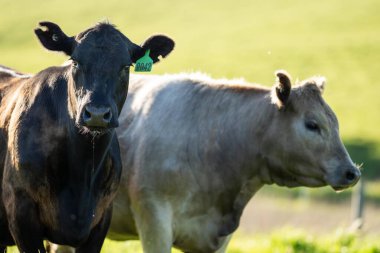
106, 72, 360, 253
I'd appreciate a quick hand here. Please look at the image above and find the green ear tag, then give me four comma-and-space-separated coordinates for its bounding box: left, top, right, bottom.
135, 50, 153, 72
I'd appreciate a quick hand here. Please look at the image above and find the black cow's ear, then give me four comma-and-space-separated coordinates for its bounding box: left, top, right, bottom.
132, 34, 175, 63
273, 70, 292, 108
34, 21, 76, 56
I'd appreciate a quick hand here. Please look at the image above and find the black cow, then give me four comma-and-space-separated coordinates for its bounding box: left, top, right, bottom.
0, 21, 174, 253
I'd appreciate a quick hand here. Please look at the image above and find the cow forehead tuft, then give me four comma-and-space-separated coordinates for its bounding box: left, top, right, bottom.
75, 23, 126, 48
76, 22, 116, 39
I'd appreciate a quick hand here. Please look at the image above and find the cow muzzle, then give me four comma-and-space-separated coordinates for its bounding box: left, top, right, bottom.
82, 105, 117, 129
329, 165, 361, 191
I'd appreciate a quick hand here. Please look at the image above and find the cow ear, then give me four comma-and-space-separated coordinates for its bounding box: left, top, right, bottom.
273, 70, 292, 108
34, 21, 76, 56
132, 34, 175, 63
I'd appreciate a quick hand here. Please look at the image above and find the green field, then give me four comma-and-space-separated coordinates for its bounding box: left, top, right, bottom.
1, 0, 380, 252
101, 230, 380, 253
7, 229, 380, 253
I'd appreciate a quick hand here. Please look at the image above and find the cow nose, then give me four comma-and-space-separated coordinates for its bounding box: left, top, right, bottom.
345, 168, 361, 184
82, 105, 112, 127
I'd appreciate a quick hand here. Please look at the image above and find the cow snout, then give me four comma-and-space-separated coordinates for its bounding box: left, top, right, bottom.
330, 166, 361, 191
345, 167, 361, 185
82, 105, 112, 128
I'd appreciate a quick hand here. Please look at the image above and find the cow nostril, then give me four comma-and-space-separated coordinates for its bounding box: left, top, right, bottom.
83, 108, 92, 122
103, 110, 111, 122
346, 170, 357, 181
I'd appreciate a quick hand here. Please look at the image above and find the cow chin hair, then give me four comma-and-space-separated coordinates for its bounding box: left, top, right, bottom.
76, 124, 110, 137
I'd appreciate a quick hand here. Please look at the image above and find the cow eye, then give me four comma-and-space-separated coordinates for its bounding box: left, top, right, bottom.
305, 120, 320, 133
70, 58, 80, 69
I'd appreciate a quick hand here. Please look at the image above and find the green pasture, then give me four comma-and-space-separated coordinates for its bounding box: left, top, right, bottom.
101, 230, 380, 253
7, 229, 380, 253
1, 0, 379, 178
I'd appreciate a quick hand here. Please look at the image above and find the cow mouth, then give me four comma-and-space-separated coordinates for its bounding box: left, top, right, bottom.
293, 175, 326, 188
88, 127, 109, 136
78, 125, 111, 136
327, 178, 360, 192
286, 165, 327, 188
331, 180, 359, 192
332, 185, 349, 192
269, 166, 326, 188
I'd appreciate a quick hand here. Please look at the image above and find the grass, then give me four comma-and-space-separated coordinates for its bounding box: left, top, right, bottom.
227, 229, 380, 253
100, 230, 380, 253
7, 229, 380, 253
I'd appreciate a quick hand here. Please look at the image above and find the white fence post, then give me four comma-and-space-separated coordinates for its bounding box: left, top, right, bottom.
350, 179, 365, 231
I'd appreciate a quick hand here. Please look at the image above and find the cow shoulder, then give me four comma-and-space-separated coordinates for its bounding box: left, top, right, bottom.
7, 66, 69, 168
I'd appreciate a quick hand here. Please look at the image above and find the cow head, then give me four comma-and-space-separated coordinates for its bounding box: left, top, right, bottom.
262, 70, 360, 191
35, 21, 174, 133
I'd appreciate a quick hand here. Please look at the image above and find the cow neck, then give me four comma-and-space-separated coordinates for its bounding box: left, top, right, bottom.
232, 92, 279, 233
206, 87, 276, 182
65, 126, 114, 188
89, 130, 114, 181
242, 92, 275, 186
197, 87, 275, 234
255, 103, 292, 187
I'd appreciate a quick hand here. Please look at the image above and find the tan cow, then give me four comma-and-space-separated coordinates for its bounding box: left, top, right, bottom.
105, 71, 361, 253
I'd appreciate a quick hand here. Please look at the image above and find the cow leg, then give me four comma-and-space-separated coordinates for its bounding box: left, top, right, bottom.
46, 241, 75, 253
0, 218, 15, 247
75, 207, 112, 253
46, 242, 75, 253
5, 190, 46, 253
56, 245, 75, 253
132, 200, 172, 253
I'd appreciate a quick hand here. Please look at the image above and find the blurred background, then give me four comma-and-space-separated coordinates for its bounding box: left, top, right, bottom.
1, 0, 379, 252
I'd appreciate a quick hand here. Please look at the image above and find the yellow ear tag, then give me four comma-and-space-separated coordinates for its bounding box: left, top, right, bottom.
134, 50, 153, 72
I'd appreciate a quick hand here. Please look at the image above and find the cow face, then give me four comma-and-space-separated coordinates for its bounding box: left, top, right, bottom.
264, 71, 360, 191
35, 21, 174, 133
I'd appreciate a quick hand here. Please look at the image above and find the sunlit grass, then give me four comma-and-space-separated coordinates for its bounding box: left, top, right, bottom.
226, 229, 380, 253
7, 228, 380, 253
